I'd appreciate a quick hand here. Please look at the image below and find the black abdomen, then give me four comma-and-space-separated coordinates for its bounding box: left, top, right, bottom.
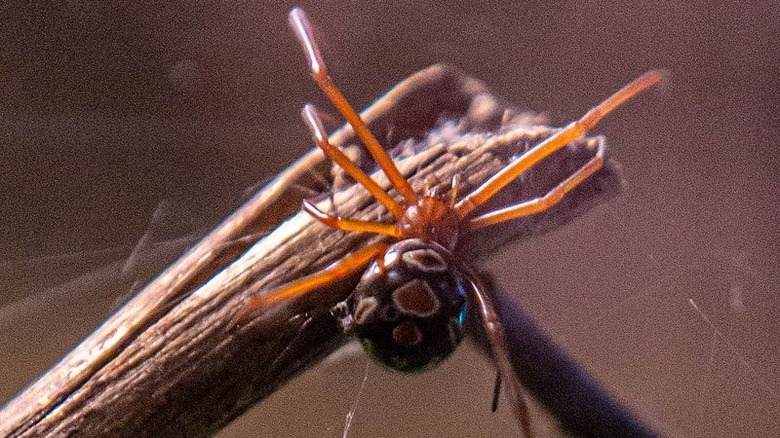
348, 239, 469, 372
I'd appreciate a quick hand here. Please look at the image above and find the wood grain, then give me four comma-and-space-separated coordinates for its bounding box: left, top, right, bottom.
0, 65, 638, 437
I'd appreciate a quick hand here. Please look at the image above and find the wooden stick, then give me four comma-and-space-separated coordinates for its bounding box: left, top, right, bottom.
0, 65, 640, 437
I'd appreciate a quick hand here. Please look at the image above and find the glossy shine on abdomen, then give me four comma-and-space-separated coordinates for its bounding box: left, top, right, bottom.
347, 239, 470, 372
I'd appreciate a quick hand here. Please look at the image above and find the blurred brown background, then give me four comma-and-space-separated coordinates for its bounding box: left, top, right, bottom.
1, 1, 778, 437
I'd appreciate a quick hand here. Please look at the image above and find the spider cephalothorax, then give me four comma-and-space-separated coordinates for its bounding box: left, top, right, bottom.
240, 7, 662, 437
398, 195, 463, 250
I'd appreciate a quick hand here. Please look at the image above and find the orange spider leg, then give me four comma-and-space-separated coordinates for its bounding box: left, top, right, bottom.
456, 70, 663, 218
237, 241, 389, 321
469, 140, 605, 229
303, 200, 401, 237
302, 104, 405, 219
289, 7, 418, 206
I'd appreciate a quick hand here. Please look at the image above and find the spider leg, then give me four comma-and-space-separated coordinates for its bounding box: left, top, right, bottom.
303, 200, 401, 237
289, 7, 418, 205
449, 174, 462, 207
491, 372, 502, 412
456, 70, 663, 218
468, 140, 604, 229
464, 269, 533, 437
236, 242, 389, 322
302, 104, 405, 219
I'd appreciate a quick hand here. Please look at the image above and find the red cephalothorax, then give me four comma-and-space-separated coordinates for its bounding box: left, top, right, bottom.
398, 197, 462, 251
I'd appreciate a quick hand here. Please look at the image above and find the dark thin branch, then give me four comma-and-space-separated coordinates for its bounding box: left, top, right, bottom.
0, 65, 651, 437
474, 277, 661, 437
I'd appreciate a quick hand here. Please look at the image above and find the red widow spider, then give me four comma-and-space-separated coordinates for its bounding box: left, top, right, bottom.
240, 7, 662, 436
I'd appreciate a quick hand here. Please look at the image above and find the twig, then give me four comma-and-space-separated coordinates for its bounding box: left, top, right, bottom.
0, 65, 647, 437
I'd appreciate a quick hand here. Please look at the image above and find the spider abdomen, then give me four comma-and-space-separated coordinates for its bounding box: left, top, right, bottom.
347, 239, 469, 372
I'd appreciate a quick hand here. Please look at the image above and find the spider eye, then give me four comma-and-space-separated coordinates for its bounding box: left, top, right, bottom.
347, 239, 469, 372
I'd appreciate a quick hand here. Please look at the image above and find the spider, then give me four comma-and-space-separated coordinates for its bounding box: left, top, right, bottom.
240, 7, 661, 436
